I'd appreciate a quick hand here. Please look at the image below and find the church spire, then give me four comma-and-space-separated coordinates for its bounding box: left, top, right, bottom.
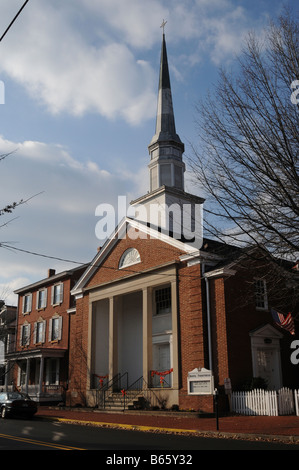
150, 25, 183, 148
148, 24, 185, 192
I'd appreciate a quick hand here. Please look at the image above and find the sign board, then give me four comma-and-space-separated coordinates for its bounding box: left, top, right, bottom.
187, 368, 214, 395
224, 378, 231, 394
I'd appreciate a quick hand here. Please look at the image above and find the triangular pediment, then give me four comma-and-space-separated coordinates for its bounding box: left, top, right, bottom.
71, 217, 200, 296
249, 323, 283, 339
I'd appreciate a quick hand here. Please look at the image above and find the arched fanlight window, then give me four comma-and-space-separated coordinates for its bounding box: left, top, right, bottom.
119, 248, 141, 269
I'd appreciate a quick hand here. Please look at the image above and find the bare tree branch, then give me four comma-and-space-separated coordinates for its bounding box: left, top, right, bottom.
189, 7, 299, 262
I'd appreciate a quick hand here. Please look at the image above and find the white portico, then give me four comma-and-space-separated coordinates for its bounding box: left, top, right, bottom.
89, 263, 179, 391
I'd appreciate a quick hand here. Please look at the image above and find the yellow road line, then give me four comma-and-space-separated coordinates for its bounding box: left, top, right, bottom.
0, 432, 85, 450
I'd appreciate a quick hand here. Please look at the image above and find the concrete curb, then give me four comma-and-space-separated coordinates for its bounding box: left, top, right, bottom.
38, 415, 299, 445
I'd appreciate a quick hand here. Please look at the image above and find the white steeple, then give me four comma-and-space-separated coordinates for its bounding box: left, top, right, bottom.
130, 24, 204, 249
148, 31, 185, 192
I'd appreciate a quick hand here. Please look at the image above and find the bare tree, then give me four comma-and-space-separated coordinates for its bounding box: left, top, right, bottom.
189, 7, 299, 263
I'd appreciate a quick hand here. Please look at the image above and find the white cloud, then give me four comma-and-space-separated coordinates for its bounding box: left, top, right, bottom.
0, 135, 147, 295
0, 0, 265, 122
0, 0, 157, 124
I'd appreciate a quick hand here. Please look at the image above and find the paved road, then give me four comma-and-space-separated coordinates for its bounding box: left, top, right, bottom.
0, 417, 298, 452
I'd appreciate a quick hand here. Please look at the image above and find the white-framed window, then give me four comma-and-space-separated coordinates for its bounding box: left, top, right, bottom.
254, 279, 268, 310
46, 358, 60, 385
154, 286, 171, 315
51, 283, 63, 305
34, 319, 46, 344
119, 248, 141, 269
20, 323, 31, 347
49, 315, 62, 342
22, 294, 32, 314
37, 288, 47, 310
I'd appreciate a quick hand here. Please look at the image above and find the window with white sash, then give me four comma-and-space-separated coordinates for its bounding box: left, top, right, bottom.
22, 294, 32, 314
37, 288, 47, 310
49, 315, 62, 342
154, 286, 171, 315
254, 279, 268, 310
46, 358, 60, 385
34, 319, 46, 344
20, 323, 31, 347
51, 283, 63, 305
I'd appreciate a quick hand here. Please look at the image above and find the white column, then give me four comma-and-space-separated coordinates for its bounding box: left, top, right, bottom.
25, 358, 30, 394
171, 280, 179, 390
38, 356, 44, 396
109, 296, 118, 383
142, 287, 152, 385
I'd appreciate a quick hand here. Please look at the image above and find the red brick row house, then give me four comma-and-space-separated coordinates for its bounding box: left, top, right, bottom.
7, 32, 299, 412
5, 266, 85, 403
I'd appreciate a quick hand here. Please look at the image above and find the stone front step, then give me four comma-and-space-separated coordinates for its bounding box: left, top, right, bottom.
100, 392, 146, 410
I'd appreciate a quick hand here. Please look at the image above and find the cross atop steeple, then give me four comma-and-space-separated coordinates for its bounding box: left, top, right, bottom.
160, 19, 167, 34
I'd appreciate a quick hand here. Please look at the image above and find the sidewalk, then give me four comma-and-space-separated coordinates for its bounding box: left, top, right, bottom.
36, 406, 299, 444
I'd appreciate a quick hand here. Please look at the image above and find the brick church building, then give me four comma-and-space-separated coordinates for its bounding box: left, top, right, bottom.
9, 32, 299, 413
66, 33, 299, 412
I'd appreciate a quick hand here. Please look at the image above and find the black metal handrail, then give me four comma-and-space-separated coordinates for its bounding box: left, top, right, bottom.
97, 372, 128, 408
121, 376, 167, 411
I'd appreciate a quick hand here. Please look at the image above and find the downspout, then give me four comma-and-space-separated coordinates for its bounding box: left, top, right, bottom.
203, 264, 213, 373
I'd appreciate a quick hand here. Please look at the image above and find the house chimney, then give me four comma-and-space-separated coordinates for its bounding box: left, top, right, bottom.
48, 269, 56, 277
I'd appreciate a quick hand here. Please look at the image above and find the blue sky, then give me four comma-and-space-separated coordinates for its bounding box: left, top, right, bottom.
0, 0, 296, 305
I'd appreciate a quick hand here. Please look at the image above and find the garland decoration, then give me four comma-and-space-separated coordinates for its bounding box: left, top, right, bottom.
95, 374, 109, 388
151, 368, 173, 388
150, 368, 173, 377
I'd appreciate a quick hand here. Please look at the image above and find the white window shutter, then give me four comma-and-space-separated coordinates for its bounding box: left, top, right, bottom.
42, 320, 46, 343
48, 318, 52, 342
33, 323, 37, 344
44, 288, 47, 308
58, 316, 63, 340
60, 283, 64, 303
20, 326, 23, 346
26, 324, 31, 346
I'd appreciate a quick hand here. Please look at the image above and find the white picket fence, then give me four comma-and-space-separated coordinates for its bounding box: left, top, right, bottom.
231, 388, 299, 416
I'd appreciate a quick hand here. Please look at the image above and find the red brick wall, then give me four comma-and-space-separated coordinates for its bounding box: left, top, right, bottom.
67, 294, 90, 406
209, 277, 230, 386
177, 262, 211, 410
16, 278, 72, 352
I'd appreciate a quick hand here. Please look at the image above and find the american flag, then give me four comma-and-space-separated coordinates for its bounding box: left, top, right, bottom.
271, 308, 295, 335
